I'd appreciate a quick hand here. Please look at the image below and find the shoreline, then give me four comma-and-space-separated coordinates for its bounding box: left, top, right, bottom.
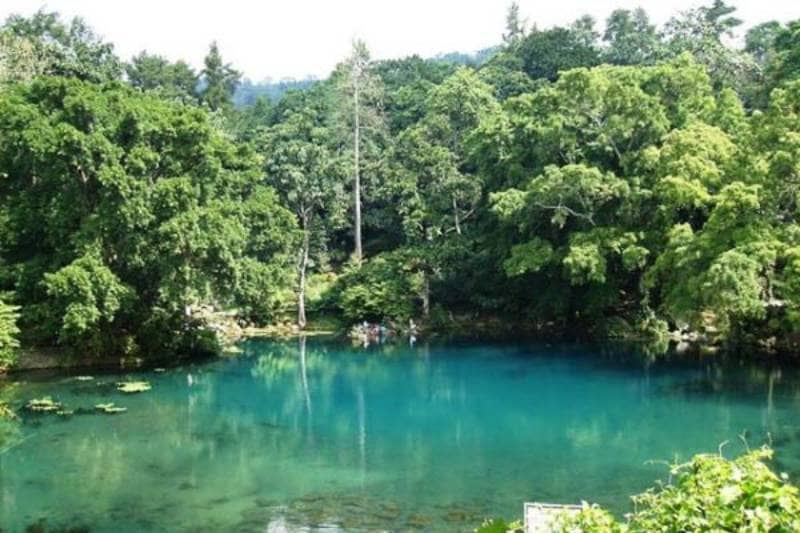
5, 323, 800, 377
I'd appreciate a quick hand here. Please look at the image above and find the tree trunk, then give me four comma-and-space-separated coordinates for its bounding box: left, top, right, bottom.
297, 216, 310, 329
353, 79, 363, 262
422, 270, 430, 317
452, 195, 461, 235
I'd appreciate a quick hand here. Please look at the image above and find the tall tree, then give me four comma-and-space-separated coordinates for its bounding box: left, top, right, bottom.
0, 77, 296, 356
335, 39, 384, 262
1, 9, 121, 82
0, 30, 47, 84
260, 98, 346, 327
663, 1, 756, 93
503, 2, 527, 46
702, 0, 743, 38
517, 23, 601, 81
766, 21, 800, 90
390, 69, 499, 314
743, 21, 785, 107
570, 15, 600, 49
603, 8, 662, 66
745, 21, 783, 67
126, 51, 198, 103
487, 58, 716, 330
199, 41, 241, 112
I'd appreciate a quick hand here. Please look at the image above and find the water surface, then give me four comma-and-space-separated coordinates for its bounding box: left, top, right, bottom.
2, 339, 800, 531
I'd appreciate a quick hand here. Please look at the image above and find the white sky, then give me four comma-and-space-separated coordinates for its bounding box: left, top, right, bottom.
2, 1, 800, 80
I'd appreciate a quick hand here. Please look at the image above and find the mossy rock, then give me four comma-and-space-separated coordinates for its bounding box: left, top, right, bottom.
116, 381, 152, 393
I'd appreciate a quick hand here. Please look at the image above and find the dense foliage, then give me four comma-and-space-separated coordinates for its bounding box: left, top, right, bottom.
0, 297, 19, 370
554, 448, 800, 532
0, 77, 295, 357
478, 448, 800, 532
2, 1, 800, 363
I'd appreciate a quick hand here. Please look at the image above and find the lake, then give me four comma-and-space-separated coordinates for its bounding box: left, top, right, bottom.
2, 338, 800, 531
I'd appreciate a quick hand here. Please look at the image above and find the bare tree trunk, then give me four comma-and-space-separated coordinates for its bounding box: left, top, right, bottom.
297, 215, 310, 329
452, 195, 461, 235
422, 270, 430, 317
353, 80, 363, 262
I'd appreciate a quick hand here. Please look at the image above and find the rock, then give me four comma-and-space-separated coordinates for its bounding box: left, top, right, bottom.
406, 514, 432, 528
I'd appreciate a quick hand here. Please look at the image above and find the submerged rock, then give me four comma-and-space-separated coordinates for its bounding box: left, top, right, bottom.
406, 513, 433, 528
178, 481, 198, 491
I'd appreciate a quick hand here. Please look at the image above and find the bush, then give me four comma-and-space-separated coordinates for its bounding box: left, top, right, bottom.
553, 503, 624, 532
334, 252, 422, 323
627, 447, 800, 531
43, 252, 134, 356
560, 447, 800, 532
0, 298, 20, 371
483, 448, 800, 532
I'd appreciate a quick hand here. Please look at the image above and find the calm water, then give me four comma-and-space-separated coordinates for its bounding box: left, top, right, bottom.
2, 338, 800, 532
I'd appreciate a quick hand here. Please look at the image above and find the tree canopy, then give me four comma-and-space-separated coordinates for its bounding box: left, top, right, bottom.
2, 1, 800, 363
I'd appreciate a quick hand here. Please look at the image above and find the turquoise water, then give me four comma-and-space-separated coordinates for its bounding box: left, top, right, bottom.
2, 338, 800, 531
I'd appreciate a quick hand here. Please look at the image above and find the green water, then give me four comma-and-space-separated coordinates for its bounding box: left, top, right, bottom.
2, 339, 800, 532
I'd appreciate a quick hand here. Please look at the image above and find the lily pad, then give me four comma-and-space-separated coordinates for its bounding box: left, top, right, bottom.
95, 403, 127, 414
116, 381, 152, 393
25, 397, 63, 413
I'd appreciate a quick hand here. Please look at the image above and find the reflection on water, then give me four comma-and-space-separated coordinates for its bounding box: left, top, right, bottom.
2, 338, 800, 531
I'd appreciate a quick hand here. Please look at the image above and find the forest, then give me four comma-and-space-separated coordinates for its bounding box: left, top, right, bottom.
1, 1, 800, 370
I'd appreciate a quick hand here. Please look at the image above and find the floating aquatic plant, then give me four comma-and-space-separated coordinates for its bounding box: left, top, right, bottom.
25, 397, 62, 413
116, 381, 151, 393
95, 403, 127, 414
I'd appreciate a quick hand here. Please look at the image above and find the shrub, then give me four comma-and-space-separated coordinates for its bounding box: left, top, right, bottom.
482, 448, 800, 532
626, 447, 800, 531
334, 253, 422, 323
553, 503, 624, 532
0, 298, 20, 371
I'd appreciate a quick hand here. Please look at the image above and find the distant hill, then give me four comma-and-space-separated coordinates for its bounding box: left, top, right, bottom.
232, 45, 499, 108
431, 46, 500, 67
233, 77, 318, 107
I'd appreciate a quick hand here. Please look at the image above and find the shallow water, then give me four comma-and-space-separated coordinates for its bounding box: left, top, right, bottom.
2, 338, 800, 531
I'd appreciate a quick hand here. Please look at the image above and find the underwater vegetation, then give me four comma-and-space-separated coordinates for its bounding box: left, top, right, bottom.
116, 381, 152, 393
